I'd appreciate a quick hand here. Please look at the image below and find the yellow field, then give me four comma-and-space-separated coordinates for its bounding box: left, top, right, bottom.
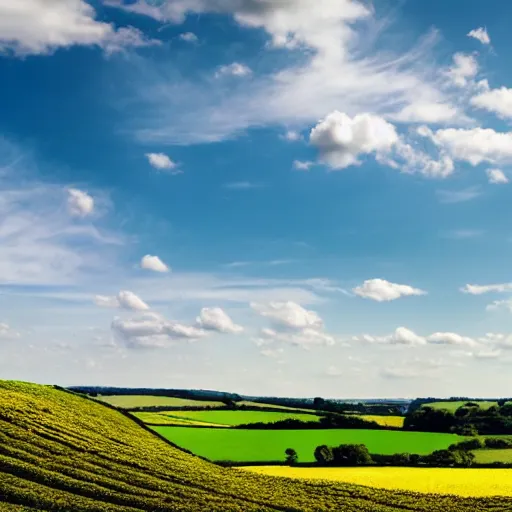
360, 415, 405, 428
238, 466, 512, 497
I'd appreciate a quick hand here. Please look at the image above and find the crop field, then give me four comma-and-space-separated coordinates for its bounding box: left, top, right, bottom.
153, 426, 461, 462
2, 380, 512, 511
236, 400, 314, 412
473, 449, 512, 464
239, 466, 512, 497
131, 411, 230, 427
359, 415, 404, 428
95, 394, 225, 409
162, 409, 321, 426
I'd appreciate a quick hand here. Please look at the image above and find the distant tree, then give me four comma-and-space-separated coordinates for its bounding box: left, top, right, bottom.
464, 402, 480, 408
313, 397, 325, 409
223, 399, 236, 409
500, 403, 512, 417
285, 448, 298, 465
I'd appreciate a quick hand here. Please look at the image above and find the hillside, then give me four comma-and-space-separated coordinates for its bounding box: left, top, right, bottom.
1, 381, 512, 512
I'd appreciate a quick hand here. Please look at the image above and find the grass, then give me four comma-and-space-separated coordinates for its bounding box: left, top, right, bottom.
422, 401, 499, 412
473, 449, 512, 464
238, 466, 512, 497
359, 415, 405, 428
152, 426, 462, 463
131, 411, 230, 427
236, 401, 314, 412
95, 394, 225, 409
162, 410, 321, 426
2, 380, 512, 511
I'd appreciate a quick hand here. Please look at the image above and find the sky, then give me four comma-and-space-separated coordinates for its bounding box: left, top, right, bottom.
1, 0, 512, 399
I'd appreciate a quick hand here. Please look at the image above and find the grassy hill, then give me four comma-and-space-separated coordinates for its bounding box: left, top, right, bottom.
1, 381, 512, 512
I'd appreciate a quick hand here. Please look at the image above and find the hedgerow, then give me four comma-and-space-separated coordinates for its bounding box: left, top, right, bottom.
1, 380, 512, 511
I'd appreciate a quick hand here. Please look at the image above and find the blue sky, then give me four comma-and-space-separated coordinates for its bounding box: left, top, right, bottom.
1, 0, 512, 398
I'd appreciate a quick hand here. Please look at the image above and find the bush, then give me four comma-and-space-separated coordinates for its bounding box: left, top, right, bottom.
484, 437, 512, 449
448, 438, 484, 451
285, 448, 298, 465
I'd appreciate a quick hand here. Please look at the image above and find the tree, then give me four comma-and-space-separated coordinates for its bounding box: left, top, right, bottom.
285, 448, 298, 465
332, 444, 373, 466
314, 445, 334, 464
497, 399, 507, 407
313, 397, 325, 409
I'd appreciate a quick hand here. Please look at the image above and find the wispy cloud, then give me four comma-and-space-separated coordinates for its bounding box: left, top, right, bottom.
223, 181, 262, 190
436, 186, 481, 203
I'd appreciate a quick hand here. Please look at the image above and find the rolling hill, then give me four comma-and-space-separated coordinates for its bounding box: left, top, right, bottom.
1, 380, 512, 511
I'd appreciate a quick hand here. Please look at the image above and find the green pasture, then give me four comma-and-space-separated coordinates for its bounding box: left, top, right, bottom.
96, 394, 225, 409
473, 449, 512, 464
152, 426, 462, 463
162, 410, 321, 426
422, 401, 499, 412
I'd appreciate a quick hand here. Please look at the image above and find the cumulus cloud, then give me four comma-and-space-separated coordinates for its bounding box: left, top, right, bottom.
310, 111, 398, 169
486, 169, 509, 185
0, 323, 20, 340
486, 299, 512, 313
180, 32, 198, 43
145, 153, 180, 172
94, 290, 149, 311
253, 327, 335, 349
426, 332, 477, 347
215, 62, 252, 78
354, 327, 426, 346
421, 127, 512, 167
251, 301, 323, 329
112, 312, 206, 348
353, 279, 426, 302
67, 188, 94, 217
0, 0, 158, 56
471, 87, 512, 119
140, 254, 170, 273
196, 307, 243, 334
446, 53, 478, 87
467, 27, 491, 45
461, 283, 512, 295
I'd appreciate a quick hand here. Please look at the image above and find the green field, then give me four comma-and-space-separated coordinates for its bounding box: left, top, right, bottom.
236, 400, 313, 412
96, 394, 225, 409
131, 411, 231, 427
422, 401, 499, 412
473, 449, 512, 464
2, 380, 512, 511
161, 409, 321, 426
152, 426, 462, 462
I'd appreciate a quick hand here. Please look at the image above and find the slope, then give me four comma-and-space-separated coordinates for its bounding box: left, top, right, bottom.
0, 380, 511, 512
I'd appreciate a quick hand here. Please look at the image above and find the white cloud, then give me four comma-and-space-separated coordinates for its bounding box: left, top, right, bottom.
293, 160, 315, 171
310, 111, 398, 169
471, 87, 512, 119
353, 278, 426, 302
0, 0, 158, 56
443, 229, 483, 240
391, 102, 458, 124
254, 326, 335, 349
223, 181, 261, 190
122, 1, 458, 144
473, 349, 501, 359
467, 27, 490, 45
427, 332, 476, 347
215, 62, 252, 78
446, 53, 478, 87
196, 307, 243, 334
67, 189, 94, 217
381, 367, 422, 379
140, 254, 170, 273
461, 283, 512, 295
325, 365, 343, 377
355, 327, 426, 346
486, 299, 512, 313
145, 153, 179, 172
180, 32, 198, 43
436, 187, 481, 204
94, 290, 149, 311
480, 333, 512, 350
0, 323, 20, 340
251, 301, 323, 329
112, 312, 206, 348
260, 347, 285, 359
422, 127, 512, 166
282, 130, 302, 142
486, 168, 509, 185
